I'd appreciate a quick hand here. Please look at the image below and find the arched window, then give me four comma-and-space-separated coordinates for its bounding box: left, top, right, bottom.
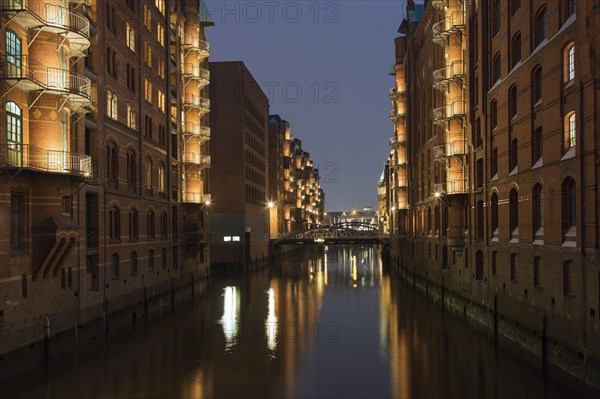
534, 7, 547, 48
509, 189, 519, 236
511, 33, 521, 68
127, 149, 137, 190
145, 157, 153, 190
476, 200, 484, 240
532, 184, 544, 236
509, 85, 518, 118
562, 0, 576, 22
564, 111, 576, 149
158, 163, 166, 193
107, 142, 118, 182
61, 195, 71, 215
492, 0, 500, 36
148, 249, 155, 271
6, 102, 23, 166
129, 208, 139, 239
130, 251, 138, 276
161, 248, 167, 269
111, 253, 120, 280
5, 30, 22, 77
492, 53, 501, 84
107, 91, 118, 120
532, 66, 542, 103
475, 251, 484, 281
148, 210, 155, 239
434, 205, 440, 235
161, 211, 168, 239
562, 178, 576, 242
491, 193, 499, 237
109, 206, 120, 241
564, 42, 575, 83
509, 138, 518, 171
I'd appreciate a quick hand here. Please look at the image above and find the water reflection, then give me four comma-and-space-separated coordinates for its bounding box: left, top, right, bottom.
219, 286, 240, 350
0, 246, 596, 399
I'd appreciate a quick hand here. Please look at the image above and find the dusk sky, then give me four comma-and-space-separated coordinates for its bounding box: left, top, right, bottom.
206, 0, 406, 212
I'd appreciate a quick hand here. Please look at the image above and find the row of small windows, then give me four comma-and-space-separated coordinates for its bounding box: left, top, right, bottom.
492, 1, 575, 40
111, 247, 172, 281
492, 39, 575, 87
106, 143, 166, 194
108, 207, 168, 242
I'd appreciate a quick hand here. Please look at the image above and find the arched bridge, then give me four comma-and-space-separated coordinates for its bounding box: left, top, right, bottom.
272, 222, 389, 246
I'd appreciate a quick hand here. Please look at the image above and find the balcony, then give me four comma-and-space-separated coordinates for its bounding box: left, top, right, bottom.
182, 64, 210, 86
432, 11, 466, 47
434, 179, 467, 195
183, 153, 211, 167
183, 123, 210, 140
434, 140, 466, 159
433, 100, 466, 127
0, 56, 93, 109
431, 0, 447, 10
0, 1, 90, 57
183, 94, 210, 114
0, 144, 92, 178
432, 61, 466, 92
183, 192, 211, 204
389, 108, 405, 121
182, 34, 210, 59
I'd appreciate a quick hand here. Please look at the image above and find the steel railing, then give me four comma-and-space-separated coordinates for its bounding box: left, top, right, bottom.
0, 144, 92, 177
182, 34, 210, 53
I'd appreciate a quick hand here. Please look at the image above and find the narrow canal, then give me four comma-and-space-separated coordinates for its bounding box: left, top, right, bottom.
1, 246, 597, 398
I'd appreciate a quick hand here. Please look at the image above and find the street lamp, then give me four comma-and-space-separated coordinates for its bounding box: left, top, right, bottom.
267, 201, 275, 209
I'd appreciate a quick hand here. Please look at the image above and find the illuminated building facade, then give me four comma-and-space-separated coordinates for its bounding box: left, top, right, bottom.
377, 161, 390, 235
269, 115, 324, 236
387, 0, 600, 369
0, 0, 213, 354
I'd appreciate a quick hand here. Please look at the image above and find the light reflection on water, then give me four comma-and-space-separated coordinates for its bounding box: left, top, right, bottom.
0, 246, 597, 399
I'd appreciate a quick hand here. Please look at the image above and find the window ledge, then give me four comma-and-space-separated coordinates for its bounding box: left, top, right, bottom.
564, 80, 575, 90
509, 166, 519, 176
532, 157, 543, 169
490, 173, 499, 181
534, 98, 543, 108
562, 146, 576, 161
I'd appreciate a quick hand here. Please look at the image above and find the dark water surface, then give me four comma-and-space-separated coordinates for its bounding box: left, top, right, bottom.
1, 246, 597, 398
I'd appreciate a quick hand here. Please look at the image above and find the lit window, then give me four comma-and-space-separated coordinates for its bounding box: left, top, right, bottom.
564, 43, 575, 83
155, 0, 165, 15
127, 104, 136, 129
158, 90, 165, 112
565, 112, 576, 148
157, 59, 165, 79
126, 23, 135, 52
144, 79, 153, 103
158, 163, 165, 193
144, 5, 152, 30
157, 24, 164, 46
146, 158, 153, 189
224, 236, 232, 242
145, 43, 152, 67
107, 91, 118, 120
232, 236, 241, 242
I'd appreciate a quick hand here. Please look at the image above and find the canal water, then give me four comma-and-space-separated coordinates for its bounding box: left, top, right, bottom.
1, 246, 597, 398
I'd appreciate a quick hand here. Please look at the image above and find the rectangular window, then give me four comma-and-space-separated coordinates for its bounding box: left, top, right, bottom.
224, 236, 232, 242
144, 5, 152, 30
10, 193, 26, 252
158, 90, 165, 112
145, 43, 152, 68
157, 24, 165, 46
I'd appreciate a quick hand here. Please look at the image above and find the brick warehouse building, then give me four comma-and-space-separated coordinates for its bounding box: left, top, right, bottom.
387, 0, 600, 380
0, 0, 213, 355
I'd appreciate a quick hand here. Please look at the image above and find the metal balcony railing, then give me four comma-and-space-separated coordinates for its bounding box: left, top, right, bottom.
433, 11, 465, 47
182, 64, 210, 83
183, 192, 211, 204
183, 153, 211, 167
389, 108, 405, 121
434, 140, 466, 159
183, 123, 210, 139
182, 34, 210, 55
0, 56, 93, 105
0, 144, 92, 178
433, 61, 466, 91
183, 94, 210, 111
433, 100, 466, 124
434, 179, 467, 195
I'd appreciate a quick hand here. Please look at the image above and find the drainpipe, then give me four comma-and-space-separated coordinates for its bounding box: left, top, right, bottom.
578, 80, 587, 362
